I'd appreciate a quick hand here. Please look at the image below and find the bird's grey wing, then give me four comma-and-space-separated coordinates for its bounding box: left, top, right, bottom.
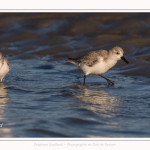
81, 51, 99, 67
96, 50, 108, 62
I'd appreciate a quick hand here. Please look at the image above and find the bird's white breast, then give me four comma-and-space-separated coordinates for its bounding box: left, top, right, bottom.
0, 60, 9, 80
80, 58, 117, 75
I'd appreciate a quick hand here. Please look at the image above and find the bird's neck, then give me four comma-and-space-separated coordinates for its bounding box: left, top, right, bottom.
106, 52, 118, 68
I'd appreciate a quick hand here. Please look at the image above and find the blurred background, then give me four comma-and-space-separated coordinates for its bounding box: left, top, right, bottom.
0, 13, 150, 137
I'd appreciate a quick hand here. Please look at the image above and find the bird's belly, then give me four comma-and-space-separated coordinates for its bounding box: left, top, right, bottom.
0, 64, 9, 78
80, 62, 109, 75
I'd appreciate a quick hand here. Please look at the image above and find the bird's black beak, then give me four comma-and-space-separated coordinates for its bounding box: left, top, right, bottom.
121, 56, 129, 64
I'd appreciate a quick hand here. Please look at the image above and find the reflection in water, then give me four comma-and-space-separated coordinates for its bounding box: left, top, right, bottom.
0, 83, 11, 137
72, 84, 120, 118
0, 83, 9, 120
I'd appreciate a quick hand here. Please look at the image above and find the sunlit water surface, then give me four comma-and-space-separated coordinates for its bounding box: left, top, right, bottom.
0, 13, 150, 137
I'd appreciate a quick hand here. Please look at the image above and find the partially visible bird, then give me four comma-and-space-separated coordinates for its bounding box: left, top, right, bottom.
0, 52, 10, 82
68, 46, 129, 86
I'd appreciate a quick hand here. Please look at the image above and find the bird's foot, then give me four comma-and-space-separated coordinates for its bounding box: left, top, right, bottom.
106, 79, 114, 86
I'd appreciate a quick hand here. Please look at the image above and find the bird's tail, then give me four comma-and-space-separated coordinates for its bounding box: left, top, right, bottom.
68, 58, 80, 66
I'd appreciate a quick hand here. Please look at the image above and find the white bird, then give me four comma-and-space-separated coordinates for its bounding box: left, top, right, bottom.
0, 52, 10, 82
68, 46, 129, 86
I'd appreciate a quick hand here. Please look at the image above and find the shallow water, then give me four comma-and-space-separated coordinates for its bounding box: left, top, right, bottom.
0, 13, 150, 137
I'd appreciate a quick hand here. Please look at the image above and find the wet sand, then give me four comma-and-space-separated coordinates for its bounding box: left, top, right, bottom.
0, 13, 150, 137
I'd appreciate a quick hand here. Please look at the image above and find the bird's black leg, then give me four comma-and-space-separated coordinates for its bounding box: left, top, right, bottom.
99, 75, 114, 86
84, 75, 86, 85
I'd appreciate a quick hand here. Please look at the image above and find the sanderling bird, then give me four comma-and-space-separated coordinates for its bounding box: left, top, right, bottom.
68, 46, 129, 86
0, 52, 10, 82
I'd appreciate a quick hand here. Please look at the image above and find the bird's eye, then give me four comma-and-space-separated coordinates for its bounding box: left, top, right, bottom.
116, 52, 120, 55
